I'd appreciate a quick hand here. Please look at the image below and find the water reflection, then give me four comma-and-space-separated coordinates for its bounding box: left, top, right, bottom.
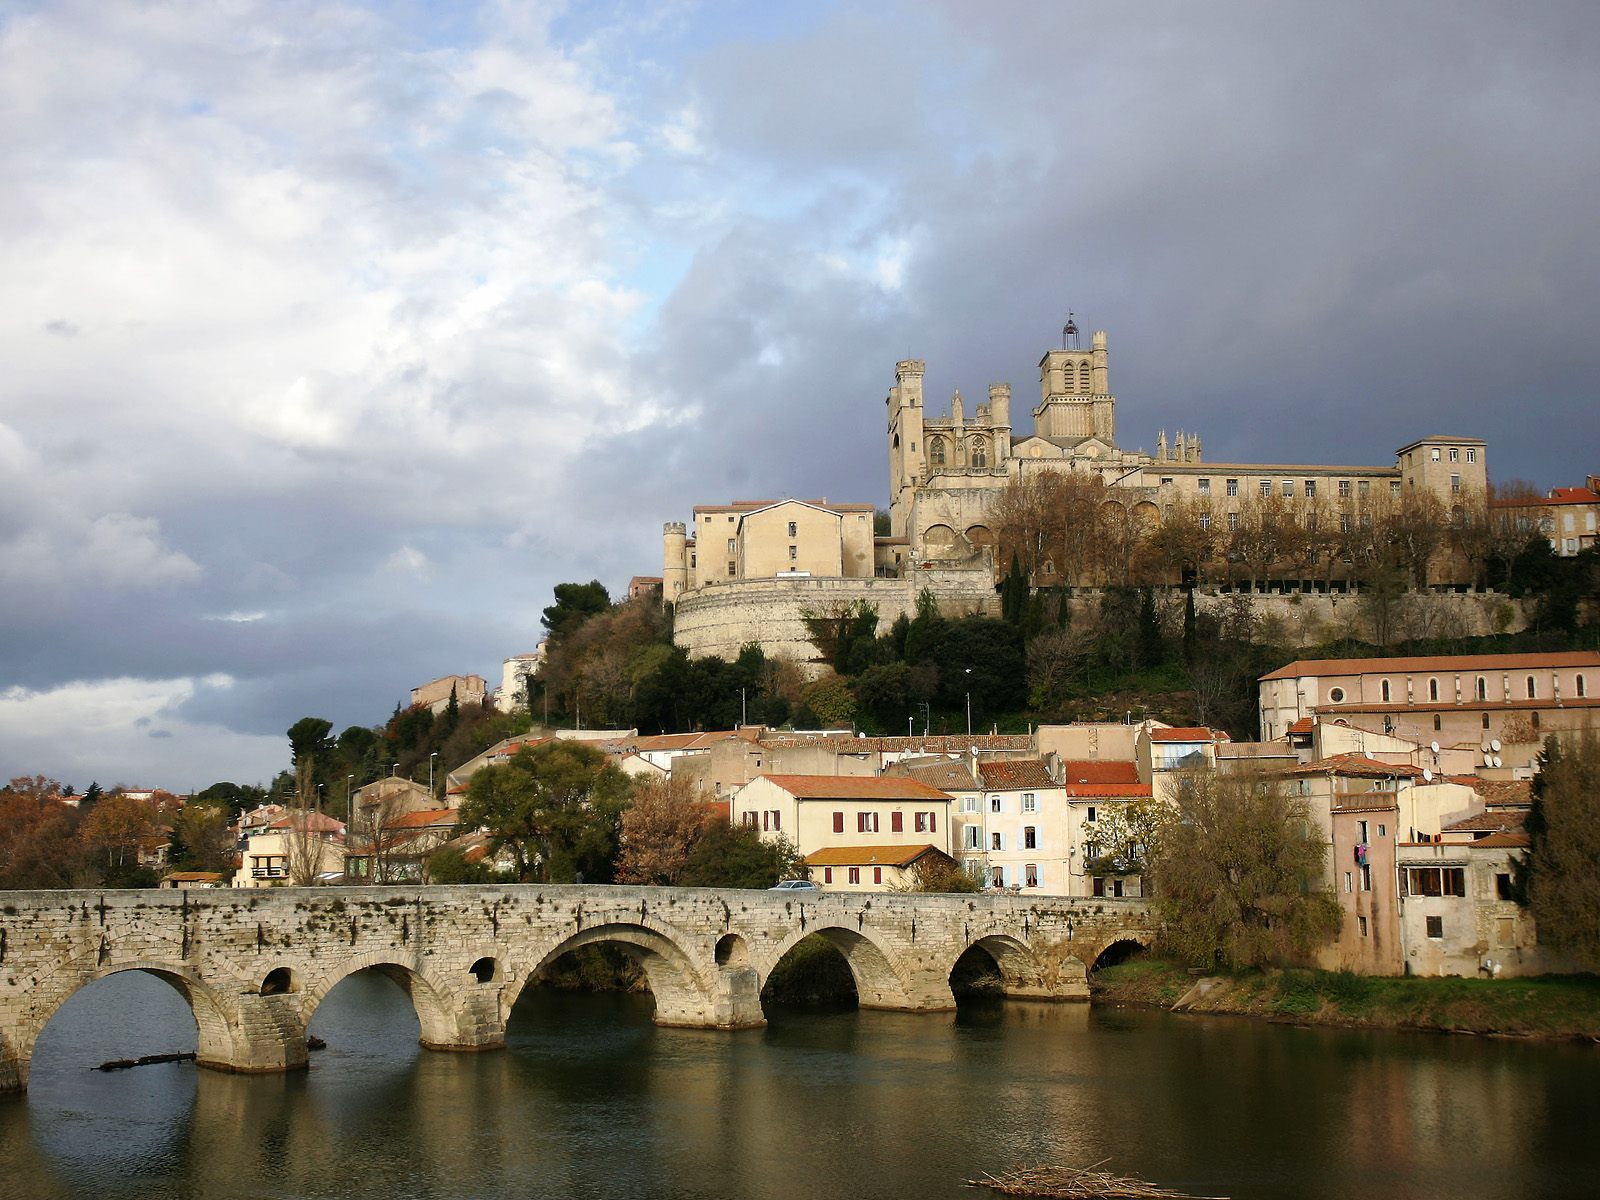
5, 971, 1598, 1199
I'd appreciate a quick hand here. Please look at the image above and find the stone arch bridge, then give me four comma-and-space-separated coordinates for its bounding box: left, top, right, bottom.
0, 885, 1153, 1094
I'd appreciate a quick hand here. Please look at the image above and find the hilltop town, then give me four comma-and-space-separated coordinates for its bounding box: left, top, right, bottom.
5, 327, 1599, 990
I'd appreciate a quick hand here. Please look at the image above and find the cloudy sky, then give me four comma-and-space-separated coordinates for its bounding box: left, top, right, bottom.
3, 1, 1596, 791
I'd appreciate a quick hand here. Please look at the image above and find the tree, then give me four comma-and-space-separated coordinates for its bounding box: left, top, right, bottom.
616, 776, 711, 886
541, 580, 612, 646
1081, 797, 1164, 878
1524, 733, 1600, 967
1148, 770, 1340, 969
456, 741, 631, 883
679, 821, 805, 889
171, 804, 235, 873
79, 791, 159, 886
799, 673, 858, 729
0, 778, 90, 888
897, 855, 980, 893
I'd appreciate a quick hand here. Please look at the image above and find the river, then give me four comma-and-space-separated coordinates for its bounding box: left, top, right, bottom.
2, 969, 1596, 1199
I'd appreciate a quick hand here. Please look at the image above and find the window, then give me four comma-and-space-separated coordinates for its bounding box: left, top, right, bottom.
1359, 916, 1369, 937
969, 436, 987, 468
1448, 447, 1459, 463
1426, 915, 1443, 939
761, 810, 781, 831
856, 812, 880, 833
1329, 687, 1345, 703
1025, 864, 1038, 887
741, 811, 757, 828
1476, 676, 1487, 700
873, 867, 883, 885
1024, 826, 1037, 849
963, 826, 981, 849
1381, 679, 1392, 702
1430, 447, 1442, 462
789, 545, 798, 561
1483, 713, 1491, 730
1344, 871, 1352, 893
1433, 714, 1442, 731
991, 832, 1003, 851
1340, 513, 1352, 533
1112, 879, 1125, 897
1226, 478, 1239, 497
1260, 478, 1273, 496
832, 811, 844, 834
991, 867, 1005, 888
1451, 473, 1461, 494
1086, 806, 1097, 823
1466, 448, 1476, 463
1282, 480, 1294, 497
1338, 479, 1351, 498
929, 438, 946, 465
727, 538, 737, 553
1227, 511, 1240, 531
787, 521, 797, 537
1160, 477, 1173, 486
891, 811, 904, 833
990, 795, 1002, 813
1022, 792, 1037, 812
1378, 824, 1385, 837
1526, 675, 1537, 699
1496, 873, 1514, 901
1359, 479, 1371, 496
1078, 361, 1092, 392
848, 867, 861, 885
727, 561, 736, 576
1305, 479, 1316, 499
1360, 864, 1372, 891
1403, 867, 1467, 897
1532, 711, 1541, 729
960, 795, 979, 813
824, 867, 833, 883
1390, 480, 1401, 498
1578, 675, 1587, 698
1198, 478, 1211, 494
1199, 512, 1212, 531
1092, 877, 1105, 897
1428, 678, 1439, 701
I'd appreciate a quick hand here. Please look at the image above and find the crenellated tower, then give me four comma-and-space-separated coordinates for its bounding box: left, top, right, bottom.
886, 359, 926, 538
1034, 329, 1115, 444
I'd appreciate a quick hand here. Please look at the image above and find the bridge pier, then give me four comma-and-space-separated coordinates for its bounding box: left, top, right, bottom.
711, 965, 766, 1029
219, 992, 310, 1075
420, 987, 508, 1053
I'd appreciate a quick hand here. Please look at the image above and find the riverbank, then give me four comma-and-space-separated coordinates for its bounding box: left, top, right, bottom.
1091, 958, 1600, 1040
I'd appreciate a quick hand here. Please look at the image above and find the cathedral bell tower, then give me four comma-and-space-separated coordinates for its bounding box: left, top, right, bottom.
887, 359, 925, 539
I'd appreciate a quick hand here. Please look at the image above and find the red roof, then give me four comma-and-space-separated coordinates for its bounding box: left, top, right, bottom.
756, 775, 953, 801
1281, 754, 1422, 779
384, 808, 458, 830
1471, 831, 1532, 849
803, 844, 950, 867
267, 811, 345, 833
1262, 650, 1600, 681
1149, 727, 1228, 743
1061, 760, 1140, 784
977, 759, 1055, 790
1067, 782, 1153, 799
1287, 717, 1316, 736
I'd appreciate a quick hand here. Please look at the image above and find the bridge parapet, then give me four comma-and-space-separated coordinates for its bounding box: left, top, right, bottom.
0, 886, 1154, 1094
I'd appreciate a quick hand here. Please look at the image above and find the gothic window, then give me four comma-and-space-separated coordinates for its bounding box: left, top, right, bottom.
1381, 679, 1392, 702
1078, 361, 1092, 392
1476, 677, 1487, 701
969, 436, 987, 468
929, 437, 946, 466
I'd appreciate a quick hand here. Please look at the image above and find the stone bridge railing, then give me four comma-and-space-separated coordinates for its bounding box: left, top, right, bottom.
0, 885, 1154, 1094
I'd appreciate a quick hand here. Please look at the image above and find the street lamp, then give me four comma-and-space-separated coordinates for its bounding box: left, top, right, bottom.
315, 782, 325, 814
346, 774, 355, 820
964, 667, 973, 736
429, 752, 438, 798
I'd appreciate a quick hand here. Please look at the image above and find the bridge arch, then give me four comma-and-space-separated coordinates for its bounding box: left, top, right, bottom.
762, 924, 920, 1012
300, 953, 462, 1048
1088, 936, 1152, 973
17, 956, 242, 1087
514, 922, 715, 1027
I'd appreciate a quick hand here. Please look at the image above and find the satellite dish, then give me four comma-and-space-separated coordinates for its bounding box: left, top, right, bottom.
1481, 742, 1492, 754
1423, 768, 1434, 782
1492, 755, 1502, 768
1430, 740, 1440, 755
1490, 739, 1501, 752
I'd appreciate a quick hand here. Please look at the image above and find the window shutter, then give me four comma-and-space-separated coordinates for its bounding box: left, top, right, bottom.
929, 812, 936, 833
891, 811, 903, 833
772, 811, 780, 830
824, 867, 833, 883
833, 811, 844, 834
874, 867, 883, 884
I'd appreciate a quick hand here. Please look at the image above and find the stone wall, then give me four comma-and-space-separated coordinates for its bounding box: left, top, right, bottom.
672, 569, 1002, 674
0, 885, 1153, 1093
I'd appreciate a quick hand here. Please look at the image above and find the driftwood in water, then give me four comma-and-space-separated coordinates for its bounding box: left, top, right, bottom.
967, 1161, 1228, 1200
306, 1035, 327, 1051
94, 1051, 197, 1072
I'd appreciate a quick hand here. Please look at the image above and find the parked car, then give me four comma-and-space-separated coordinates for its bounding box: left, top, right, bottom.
768, 879, 820, 894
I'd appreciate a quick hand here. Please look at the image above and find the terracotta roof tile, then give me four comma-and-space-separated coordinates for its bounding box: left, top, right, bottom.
803, 843, 950, 868
1262, 650, 1600, 681
1149, 727, 1229, 742
384, 808, 458, 830
1288, 717, 1316, 735
1066, 782, 1153, 799
890, 759, 979, 791
1471, 831, 1532, 849
1280, 754, 1423, 779
1442, 809, 1527, 834
757, 775, 954, 801
1061, 760, 1140, 784
976, 759, 1055, 790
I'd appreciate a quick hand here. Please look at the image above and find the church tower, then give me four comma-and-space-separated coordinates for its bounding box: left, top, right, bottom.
886, 359, 925, 539
1034, 329, 1115, 444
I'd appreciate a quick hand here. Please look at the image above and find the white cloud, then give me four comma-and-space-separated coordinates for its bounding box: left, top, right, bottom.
385, 545, 433, 578
0, 675, 284, 789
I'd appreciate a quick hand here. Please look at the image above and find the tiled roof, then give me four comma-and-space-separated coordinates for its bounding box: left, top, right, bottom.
1061, 760, 1140, 784
757, 775, 954, 801
162, 871, 225, 882
1442, 809, 1527, 834
1281, 754, 1423, 779
267, 811, 345, 833
891, 759, 980, 791
384, 808, 458, 830
977, 759, 1055, 790
1287, 717, 1315, 735
761, 734, 1033, 754
1149, 727, 1228, 743
1067, 782, 1153, 799
1262, 650, 1600, 681
1471, 831, 1531, 849
803, 843, 949, 868
1330, 794, 1400, 813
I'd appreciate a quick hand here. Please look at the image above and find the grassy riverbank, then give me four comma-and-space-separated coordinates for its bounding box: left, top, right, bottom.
1092, 958, 1600, 1039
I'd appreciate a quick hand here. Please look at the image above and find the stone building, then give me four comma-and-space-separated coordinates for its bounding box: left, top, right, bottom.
1491, 477, 1600, 557
410, 673, 487, 714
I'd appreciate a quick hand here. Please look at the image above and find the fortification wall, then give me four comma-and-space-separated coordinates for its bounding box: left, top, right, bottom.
672, 569, 1001, 673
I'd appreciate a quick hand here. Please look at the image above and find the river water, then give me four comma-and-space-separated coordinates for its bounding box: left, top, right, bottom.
2, 969, 1596, 1200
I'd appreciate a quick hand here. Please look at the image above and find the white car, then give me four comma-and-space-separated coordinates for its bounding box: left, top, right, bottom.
768, 879, 820, 894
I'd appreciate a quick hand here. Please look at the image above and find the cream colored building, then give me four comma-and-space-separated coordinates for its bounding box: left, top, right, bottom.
232, 812, 346, 887
410, 673, 487, 714
729, 774, 954, 892
1491, 477, 1600, 557
885, 328, 1487, 573
663, 498, 879, 603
